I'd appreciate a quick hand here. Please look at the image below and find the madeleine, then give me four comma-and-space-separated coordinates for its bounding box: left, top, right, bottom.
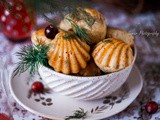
59, 7, 106, 44
92, 38, 134, 73
31, 29, 53, 45
48, 31, 90, 74
79, 58, 101, 76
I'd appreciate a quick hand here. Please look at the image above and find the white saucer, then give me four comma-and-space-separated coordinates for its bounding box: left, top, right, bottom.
9, 66, 143, 120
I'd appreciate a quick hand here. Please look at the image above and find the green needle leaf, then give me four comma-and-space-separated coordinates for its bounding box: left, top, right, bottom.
13, 43, 50, 78
65, 108, 87, 120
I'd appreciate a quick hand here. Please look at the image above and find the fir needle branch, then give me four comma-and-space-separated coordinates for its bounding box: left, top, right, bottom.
65, 108, 87, 120
13, 43, 50, 77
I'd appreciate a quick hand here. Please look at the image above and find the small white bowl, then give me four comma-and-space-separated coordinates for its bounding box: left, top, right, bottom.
39, 46, 137, 100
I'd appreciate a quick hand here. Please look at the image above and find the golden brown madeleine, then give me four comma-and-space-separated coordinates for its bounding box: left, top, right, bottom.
31, 29, 52, 45
48, 31, 90, 74
106, 27, 134, 47
59, 7, 106, 44
79, 58, 101, 76
92, 38, 134, 73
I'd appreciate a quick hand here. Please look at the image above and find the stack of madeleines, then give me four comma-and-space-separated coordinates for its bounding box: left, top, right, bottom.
31, 7, 134, 76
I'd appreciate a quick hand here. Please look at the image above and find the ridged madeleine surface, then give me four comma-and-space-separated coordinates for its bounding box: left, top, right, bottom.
31, 29, 52, 45
106, 27, 134, 47
92, 38, 134, 73
48, 31, 90, 74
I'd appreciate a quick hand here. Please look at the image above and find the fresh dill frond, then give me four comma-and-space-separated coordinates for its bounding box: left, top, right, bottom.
3, 0, 92, 26
74, 24, 91, 44
103, 39, 112, 43
63, 31, 77, 40
57, 27, 77, 39
13, 43, 50, 77
23, 0, 91, 26
69, 7, 95, 27
66, 18, 91, 44
65, 108, 87, 120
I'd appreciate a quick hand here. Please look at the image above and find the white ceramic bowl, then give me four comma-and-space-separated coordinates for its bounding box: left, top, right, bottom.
39, 46, 137, 100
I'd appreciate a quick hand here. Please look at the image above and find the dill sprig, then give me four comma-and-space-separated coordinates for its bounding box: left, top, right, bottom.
24, 1, 93, 44
74, 24, 91, 44
66, 18, 91, 44
103, 39, 112, 43
13, 43, 50, 77
69, 7, 95, 27
63, 31, 77, 40
65, 108, 87, 120
23, 0, 91, 26
3, 0, 94, 44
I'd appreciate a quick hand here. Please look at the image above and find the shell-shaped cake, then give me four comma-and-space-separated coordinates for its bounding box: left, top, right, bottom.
59, 7, 106, 44
48, 31, 90, 74
78, 58, 101, 76
92, 38, 134, 73
31, 29, 52, 45
106, 27, 134, 47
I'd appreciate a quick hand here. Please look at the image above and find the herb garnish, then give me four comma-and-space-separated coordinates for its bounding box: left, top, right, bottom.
66, 18, 91, 44
69, 7, 95, 27
13, 43, 50, 77
65, 108, 87, 120
103, 39, 112, 43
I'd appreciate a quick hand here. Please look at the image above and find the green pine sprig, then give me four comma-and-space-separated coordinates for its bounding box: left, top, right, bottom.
65, 108, 87, 120
13, 43, 50, 77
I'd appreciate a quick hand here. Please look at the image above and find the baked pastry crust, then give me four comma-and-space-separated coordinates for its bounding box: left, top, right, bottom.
59, 8, 106, 44
79, 58, 101, 76
106, 27, 134, 47
92, 38, 134, 73
31, 29, 52, 45
48, 31, 90, 74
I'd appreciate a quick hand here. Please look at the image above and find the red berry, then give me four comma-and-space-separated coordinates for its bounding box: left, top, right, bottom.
45, 25, 58, 39
31, 81, 44, 93
0, 113, 11, 120
145, 101, 158, 114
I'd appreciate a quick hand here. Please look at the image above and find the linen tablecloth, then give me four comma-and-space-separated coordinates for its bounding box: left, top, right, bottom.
0, 4, 160, 120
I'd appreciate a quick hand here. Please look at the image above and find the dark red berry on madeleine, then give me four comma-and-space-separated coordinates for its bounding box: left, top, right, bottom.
45, 25, 58, 39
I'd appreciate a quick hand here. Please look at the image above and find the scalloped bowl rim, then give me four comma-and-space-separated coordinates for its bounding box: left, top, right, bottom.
40, 45, 137, 81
